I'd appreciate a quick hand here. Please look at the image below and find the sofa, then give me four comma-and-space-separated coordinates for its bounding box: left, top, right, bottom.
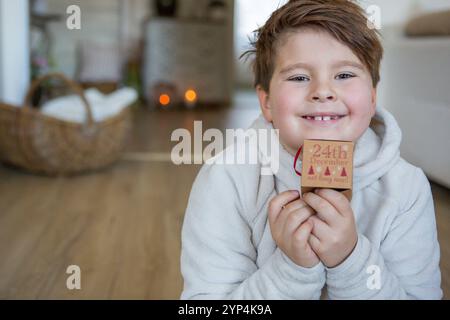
378, 25, 450, 188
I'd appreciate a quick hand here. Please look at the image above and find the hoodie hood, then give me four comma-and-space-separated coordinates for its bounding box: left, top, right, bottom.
249, 107, 402, 193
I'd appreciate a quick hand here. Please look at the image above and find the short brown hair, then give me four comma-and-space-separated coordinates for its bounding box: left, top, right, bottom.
241, 0, 384, 91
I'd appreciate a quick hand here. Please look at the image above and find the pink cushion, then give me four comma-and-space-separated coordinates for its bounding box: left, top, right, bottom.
78, 41, 122, 82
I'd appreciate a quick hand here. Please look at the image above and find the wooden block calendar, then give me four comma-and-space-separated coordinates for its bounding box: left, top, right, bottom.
301, 139, 354, 201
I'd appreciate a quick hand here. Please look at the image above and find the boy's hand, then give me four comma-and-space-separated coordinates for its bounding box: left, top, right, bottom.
303, 189, 358, 268
268, 190, 320, 268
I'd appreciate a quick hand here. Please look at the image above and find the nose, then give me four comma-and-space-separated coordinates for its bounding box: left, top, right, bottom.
309, 81, 337, 103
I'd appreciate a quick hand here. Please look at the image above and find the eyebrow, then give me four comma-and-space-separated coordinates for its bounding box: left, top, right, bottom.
279, 60, 365, 74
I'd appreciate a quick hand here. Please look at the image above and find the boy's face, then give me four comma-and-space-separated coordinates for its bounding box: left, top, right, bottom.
257, 28, 377, 155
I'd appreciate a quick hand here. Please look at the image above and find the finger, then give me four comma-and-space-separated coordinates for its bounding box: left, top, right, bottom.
303, 192, 339, 225
284, 199, 309, 214
293, 219, 313, 245
268, 190, 300, 226
314, 189, 353, 218
278, 199, 309, 221
308, 215, 332, 241
284, 206, 316, 235
278, 199, 309, 225
308, 233, 321, 253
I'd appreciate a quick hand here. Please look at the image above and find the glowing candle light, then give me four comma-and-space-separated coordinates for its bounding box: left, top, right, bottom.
184, 89, 197, 108
159, 94, 171, 106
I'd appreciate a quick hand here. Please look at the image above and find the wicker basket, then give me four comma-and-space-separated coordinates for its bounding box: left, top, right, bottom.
0, 73, 132, 175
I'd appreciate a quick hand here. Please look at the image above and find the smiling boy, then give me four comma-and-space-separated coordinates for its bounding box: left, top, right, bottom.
180, 0, 442, 299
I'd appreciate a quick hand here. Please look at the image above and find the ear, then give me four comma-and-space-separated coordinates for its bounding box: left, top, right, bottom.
370, 87, 377, 116
257, 85, 273, 122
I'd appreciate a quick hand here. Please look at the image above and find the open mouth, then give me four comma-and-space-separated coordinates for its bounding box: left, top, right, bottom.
301, 114, 347, 121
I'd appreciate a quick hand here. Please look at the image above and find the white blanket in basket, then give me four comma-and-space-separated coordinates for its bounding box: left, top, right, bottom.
41, 88, 138, 123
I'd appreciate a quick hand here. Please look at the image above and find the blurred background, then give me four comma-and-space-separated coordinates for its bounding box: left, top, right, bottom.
0, 0, 448, 299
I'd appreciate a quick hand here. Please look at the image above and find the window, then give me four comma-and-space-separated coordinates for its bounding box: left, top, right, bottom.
234, 0, 287, 87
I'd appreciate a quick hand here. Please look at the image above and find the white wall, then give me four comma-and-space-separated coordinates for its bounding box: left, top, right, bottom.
45, 0, 234, 80
234, 0, 288, 88
45, 0, 122, 78
358, 0, 450, 26
0, 0, 29, 105
234, 0, 450, 88
45, 0, 152, 77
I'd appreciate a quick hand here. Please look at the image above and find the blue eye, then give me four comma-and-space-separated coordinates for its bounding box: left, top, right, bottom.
336, 73, 355, 80
289, 76, 310, 82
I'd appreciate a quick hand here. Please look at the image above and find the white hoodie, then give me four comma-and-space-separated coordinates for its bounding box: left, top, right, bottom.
180, 107, 442, 300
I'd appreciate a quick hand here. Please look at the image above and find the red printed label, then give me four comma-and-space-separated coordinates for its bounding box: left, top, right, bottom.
301, 140, 354, 189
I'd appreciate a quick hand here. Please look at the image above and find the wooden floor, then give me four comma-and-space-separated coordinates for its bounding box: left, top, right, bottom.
0, 91, 448, 299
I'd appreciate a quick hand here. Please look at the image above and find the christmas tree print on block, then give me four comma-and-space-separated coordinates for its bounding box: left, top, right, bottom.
300, 139, 354, 201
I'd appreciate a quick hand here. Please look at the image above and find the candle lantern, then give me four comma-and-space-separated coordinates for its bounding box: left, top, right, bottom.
184, 89, 198, 108
151, 82, 179, 109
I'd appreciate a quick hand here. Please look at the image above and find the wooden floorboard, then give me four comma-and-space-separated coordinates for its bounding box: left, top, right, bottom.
0, 93, 448, 299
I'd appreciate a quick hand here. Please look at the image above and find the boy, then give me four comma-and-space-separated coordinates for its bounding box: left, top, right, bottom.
180, 0, 442, 299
